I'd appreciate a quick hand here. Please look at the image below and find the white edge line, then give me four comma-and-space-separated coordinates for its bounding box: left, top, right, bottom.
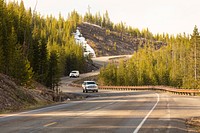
0, 96, 108, 119
133, 93, 160, 133
0, 101, 84, 119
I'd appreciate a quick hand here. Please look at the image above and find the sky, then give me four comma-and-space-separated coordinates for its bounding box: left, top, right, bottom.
9, 0, 200, 35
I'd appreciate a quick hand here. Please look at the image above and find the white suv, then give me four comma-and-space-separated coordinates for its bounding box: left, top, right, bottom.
82, 81, 98, 93
69, 71, 80, 78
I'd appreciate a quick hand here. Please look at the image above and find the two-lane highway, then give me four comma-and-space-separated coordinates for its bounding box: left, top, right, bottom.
0, 91, 159, 133
1, 55, 200, 133
0, 90, 200, 133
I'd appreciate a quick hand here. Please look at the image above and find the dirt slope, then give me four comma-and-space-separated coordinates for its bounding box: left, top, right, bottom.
0, 73, 92, 113
0, 73, 54, 112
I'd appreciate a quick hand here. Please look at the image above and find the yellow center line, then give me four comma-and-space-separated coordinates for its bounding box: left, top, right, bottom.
43, 122, 57, 127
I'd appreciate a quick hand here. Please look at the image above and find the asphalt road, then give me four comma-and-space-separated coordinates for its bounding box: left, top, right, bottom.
0, 89, 200, 133
0, 56, 200, 133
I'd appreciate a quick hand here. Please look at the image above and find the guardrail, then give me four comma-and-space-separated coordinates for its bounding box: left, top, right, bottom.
69, 83, 200, 96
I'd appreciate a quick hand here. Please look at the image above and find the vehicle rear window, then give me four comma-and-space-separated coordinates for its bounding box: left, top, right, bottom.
86, 82, 96, 85
71, 71, 78, 73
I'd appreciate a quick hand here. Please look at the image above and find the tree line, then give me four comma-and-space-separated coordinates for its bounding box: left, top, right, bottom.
0, 0, 86, 91
2, 0, 197, 90
99, 26, 200, 89
83, 10, 154, 39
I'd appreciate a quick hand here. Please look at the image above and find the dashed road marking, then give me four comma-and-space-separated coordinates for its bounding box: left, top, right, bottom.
43, 122, 57, 127
95, 107, 101, 110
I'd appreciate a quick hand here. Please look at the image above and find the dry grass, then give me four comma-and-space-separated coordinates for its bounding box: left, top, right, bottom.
186, 117, 200, 132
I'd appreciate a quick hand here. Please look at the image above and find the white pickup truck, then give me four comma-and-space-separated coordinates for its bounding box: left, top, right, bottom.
82, 81, 98, 93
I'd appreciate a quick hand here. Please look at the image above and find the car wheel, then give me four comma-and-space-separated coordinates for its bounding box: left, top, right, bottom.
96, 90, 98, 92
86, 90, 88, 93
83, 90, 85, 93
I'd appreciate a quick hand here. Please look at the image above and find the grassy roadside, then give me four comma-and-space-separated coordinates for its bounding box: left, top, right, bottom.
187, 117, 200, 132
0, 92, 90, 114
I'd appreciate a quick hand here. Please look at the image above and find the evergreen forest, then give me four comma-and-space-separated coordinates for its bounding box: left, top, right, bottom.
1, 0, 199, 90
99, 26, 200, 89
0, 0, 85, 90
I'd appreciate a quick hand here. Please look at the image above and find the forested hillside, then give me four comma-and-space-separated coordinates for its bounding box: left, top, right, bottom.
2, 0, 195, 91
99, 26, 200, 89
0, 0, 167, 91
80, 11, 166, 56
78, 22, 163, 56
0, 0, 86, 90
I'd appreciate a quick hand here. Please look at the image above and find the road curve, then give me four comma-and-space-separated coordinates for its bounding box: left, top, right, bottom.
0, 55, 200, 133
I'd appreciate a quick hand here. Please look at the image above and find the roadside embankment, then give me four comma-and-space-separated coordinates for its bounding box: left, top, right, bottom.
0, 73, 86, 113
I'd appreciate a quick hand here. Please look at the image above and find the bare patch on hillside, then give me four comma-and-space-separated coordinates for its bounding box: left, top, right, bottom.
78, 22, 165, 56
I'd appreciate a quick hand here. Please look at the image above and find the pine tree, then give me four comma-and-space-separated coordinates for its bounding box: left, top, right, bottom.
46, 51, 60, 91
126, 59, 138, 86
0, 44, 3, 72
7, 27, 17, 76
117, 60, 126, 85
11, 44, 33, 85
99, 63, 117, 85
18, 0, 26, 45
189, 26, 200, 88
0, 0, 4, 72
38, 37, 48, 84
1, 0, 8, 74
30, 25, 40, 78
